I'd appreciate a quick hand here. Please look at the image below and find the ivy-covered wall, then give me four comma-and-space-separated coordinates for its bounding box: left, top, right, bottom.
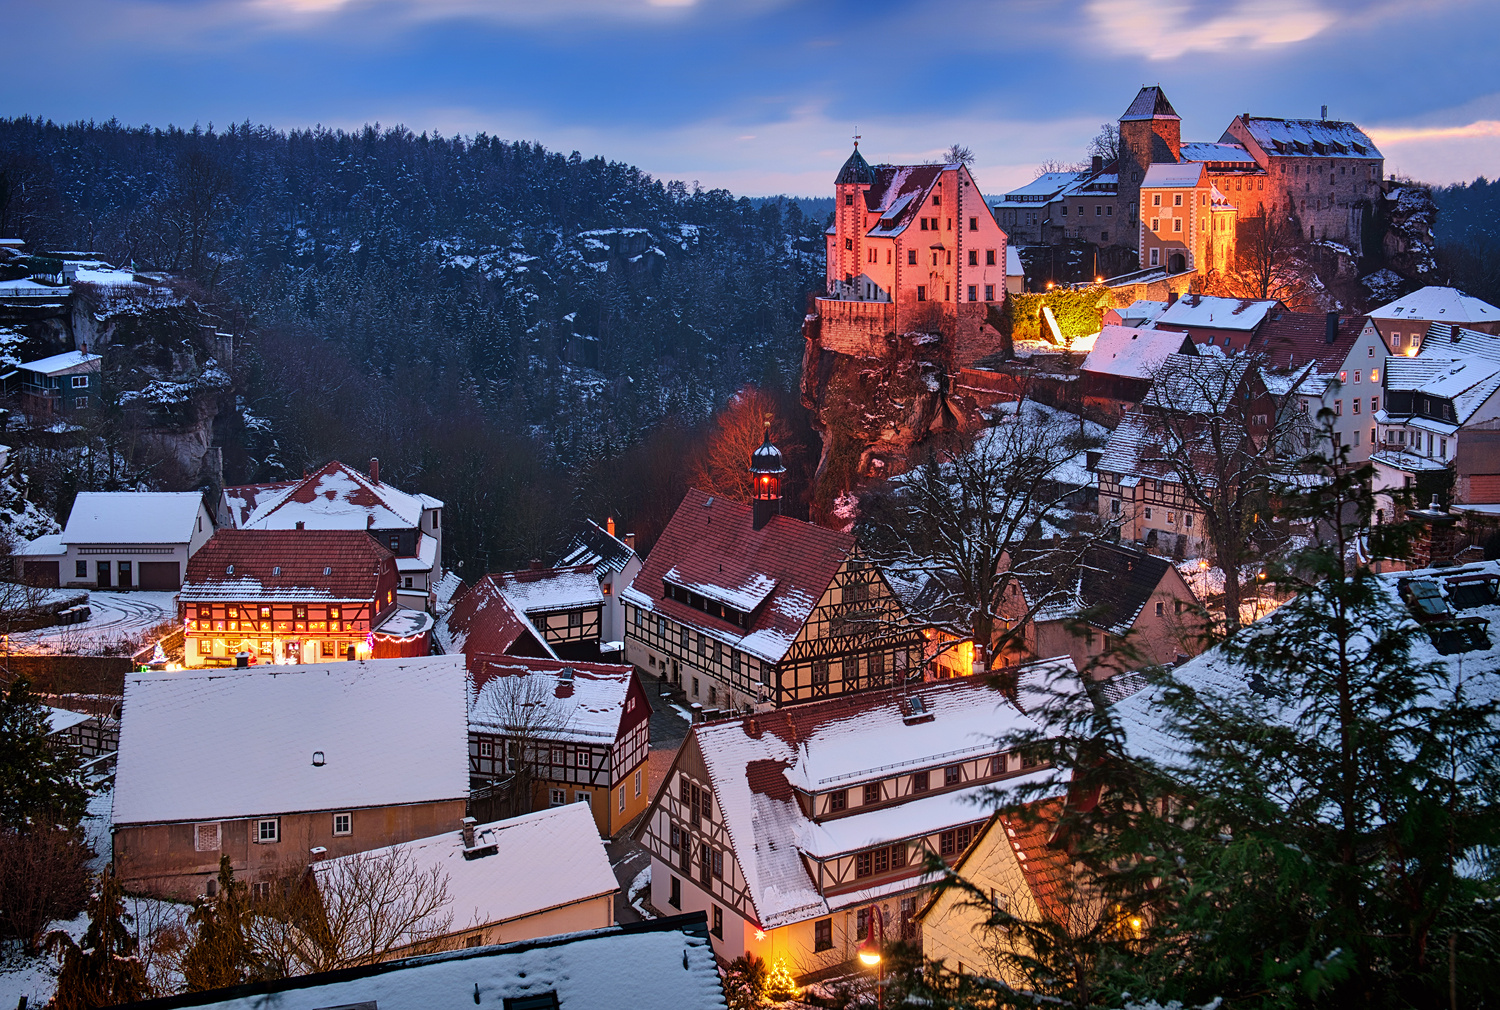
987, 288, 1107, 348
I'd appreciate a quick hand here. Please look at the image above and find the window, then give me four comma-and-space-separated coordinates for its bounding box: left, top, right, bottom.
669, 875, 681, 908
986, 249, 996, 265
1060, 205, 1067, 217
1335, 400, 1343, 416
479, 739, 493, 758
1156, 602, 1164, 616
1368, 345, 1375, 357
844, 237, 853, 251
1152, 193, 1161, 206
908, 249, 917, 265
830, 789, 847, 812
699, 843, 712, 886
917, 286, 926, 302
932, 195, 940, 207
1150, 248, 1160, 266
333, 812, 352, 836
967, 250, 977, 267
635, 769, 642, 797
70, 375, 88, 388
403, 576, 413, 588
969, 216, 978, 231
1173, 218, 1182, 232
1144, 508, 1153, 520
1372, 396, 1379, 412
712, 905, 723, 939
1353, 399, 1361, 415
814, 918, 833, 951
75, 560, 87, 578
619, 786, 626, 813
985, 284, 995, 301
550, 788, 566, 806
856, 850, 873, 877
945, 765, 961, 787
1185, 514, 1193, 529
912, 770, 930, 793
194, 823, 220, 852
575, 791, 591, 806
968, 285, 977, 301
1106, 205, 1113, 216
251, 881, 273, 902
1102, 230, 1109, 241
864, 783, 881, 806
857, 907, 871, 940
920, 217, 928, 231
845, 193, 853, 206
576, 750, 590, 768
256, 818, 280, 843
1110, 498, 1121, 515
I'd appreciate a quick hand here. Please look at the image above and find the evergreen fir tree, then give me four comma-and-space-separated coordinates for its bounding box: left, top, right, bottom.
46, 864, 150, 1009
180, 856, 264, 991
0, 676, 88, 828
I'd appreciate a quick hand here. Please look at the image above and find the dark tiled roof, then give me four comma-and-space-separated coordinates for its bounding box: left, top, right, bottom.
1018, 542, 1175, 637
627, 489, 854, 664
863, 165, 946, 232
1120, 86, 1179, 122
1249, 310, 1367, 373
835, 145, 875, 185
438, 576, 554, 661
998, 797, 1075, 925
557, 519, 636, 573
182, 530, 393, 601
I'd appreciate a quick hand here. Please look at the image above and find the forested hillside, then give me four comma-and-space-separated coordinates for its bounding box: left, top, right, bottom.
0, 118, 827, 570
1434, 177, 1500, 307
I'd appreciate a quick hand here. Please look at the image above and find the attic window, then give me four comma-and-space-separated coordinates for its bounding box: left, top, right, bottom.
323, 566, 333, 576
225, 564, 234, 575
272, 566, 281, 576
504, 995, 561, 1010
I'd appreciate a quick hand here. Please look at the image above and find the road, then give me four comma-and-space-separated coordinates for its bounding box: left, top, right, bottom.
8, 590, 177, 656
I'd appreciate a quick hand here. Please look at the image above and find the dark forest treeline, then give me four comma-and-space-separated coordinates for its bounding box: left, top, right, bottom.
0, 116, 827, 571
1434, 177, 1500, 309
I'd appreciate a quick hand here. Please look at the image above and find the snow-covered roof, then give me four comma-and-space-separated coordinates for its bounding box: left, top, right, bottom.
243, 460, 433, 532
1003, 171, 1081, 200
557, 519, 638, 574
45, 705, 94, 735
181, 529, 395, 604
1113, 299, 1169, 326
623, 489, 856, 664
1179, 141, 1257, 165
375, 608, 435, 640
1152, 293, 1279, 332
1115, 561, 1500, 772
16, 533, 65, 557
677, 669, 1064, 929
857, 164, 948, 235
314, 804, 617, 933
1006, 246, 1024, 276
432, 570, 465, 615
1369, 286, 1500, 325
435, 576, 556, 661
114, 657, 469, 826
396, 532, 439, 572
1235, 116, 1382, 160
133, 916, 727, 1010
468, 656, 636, 745
494, 565, 603, 615
61, 491, 206, 546
19, 350, 100, 375
218, 480, 296, 528
1140, 162, 1205, 189
1384, 326, 1500, 424
1081, 325, 1193, 380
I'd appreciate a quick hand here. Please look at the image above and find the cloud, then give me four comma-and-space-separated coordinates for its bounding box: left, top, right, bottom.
1088, 0, 1336, 60
1367, 120, 1500, 144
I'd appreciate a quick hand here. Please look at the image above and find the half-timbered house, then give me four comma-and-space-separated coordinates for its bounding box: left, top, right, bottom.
179, 529, 407, 666
556, 517, 643, 646
435, 575, 556, 664
467, 656, 652, 836
634, 666, 1067, 976
490, 564, 605, 660
622, 436, 925, 712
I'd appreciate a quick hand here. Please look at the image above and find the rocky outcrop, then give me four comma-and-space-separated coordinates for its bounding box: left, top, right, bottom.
800, 312, 982, 519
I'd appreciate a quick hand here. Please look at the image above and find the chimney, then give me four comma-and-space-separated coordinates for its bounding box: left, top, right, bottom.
295, 520, 305, 530
309, 846, 328, 862
607, 516, 617, 538
1450, 323, 1462, 343
1321, 104, 1328, 121
529, 558, 543, 570
1409, 496, 1462, 569
625, 532, 636, 551
369, 457, 380, 483
1167, 291, 1179, 306
366, 514, 374, 528
1091, 155, 1103, 174
461, 817, 476, 848
1325, 311, 1339, 345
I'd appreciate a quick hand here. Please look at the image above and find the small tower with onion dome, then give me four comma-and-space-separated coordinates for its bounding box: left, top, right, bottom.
749, 422, 786, 531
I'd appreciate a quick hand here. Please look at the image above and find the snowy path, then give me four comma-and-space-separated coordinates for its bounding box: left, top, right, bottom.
7, 591, 177, 656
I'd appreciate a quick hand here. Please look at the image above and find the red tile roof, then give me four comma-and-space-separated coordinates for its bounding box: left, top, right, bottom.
220, 480, 297, 528
438, 576, 555, 664
182, 529, 394, 602
243, 460, 430, 531
625, 489, 855, 663
998, 797, 1076, 926
1249, 310, 1367, 373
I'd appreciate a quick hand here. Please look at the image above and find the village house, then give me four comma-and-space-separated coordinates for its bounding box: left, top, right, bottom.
1102, 299, 1169, 329
622, 435, 927, 712
1136, 162, 1237, 275
1148, 293, 1280, 353
435, 574, 556, 662
487, 564, 606, 661
998, 541, 1207, 675
1079, 325, 1195, 420
15, 490, 214, 590
467, 655, 651, 837
1093, 353, 1276, 559
992, 160, 1120, 252
112, 656, 469, 898
178, 528, 430, 666
12, 348, 100, 417
1372, 323, 1500, 508
45, 704, 118, 761
817, 143, 1009, 363
920, 798, 1089, 985
220, 459, 443, 612
634, 668, 1066, 977
1249, 310, 1390, 463
1367, 285, 1500, 356
311, 803, 618, 956
556, 516, 644, 647
128, 915, 727, 1010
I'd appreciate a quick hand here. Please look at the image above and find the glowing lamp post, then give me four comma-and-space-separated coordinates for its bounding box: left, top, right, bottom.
858, 904, 886, 1009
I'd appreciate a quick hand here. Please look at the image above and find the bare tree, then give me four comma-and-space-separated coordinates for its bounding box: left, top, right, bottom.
1138, 354, 1306, 629
944, 144, 975, 167
1035, 159, 1086, 179
306, 847, 454, 968
687, 386, 796, 504
1086, 123, 1120, 165
1208, 207, 1315, 307
469, 671, 573, 816
857, 400, 1113, 673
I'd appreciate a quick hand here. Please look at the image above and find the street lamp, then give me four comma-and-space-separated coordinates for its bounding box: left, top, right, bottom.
858, 904, 886, 1009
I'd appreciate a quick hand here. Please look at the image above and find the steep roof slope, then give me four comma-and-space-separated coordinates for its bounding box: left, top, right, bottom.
436, 575, 556, 659
1081, 326, 1194, 380
181, 529, 393, 602
1249, 311, 1369, 373
1121, 86, 1179, 121
114, 656, 469, 825
1369, 285, 1500, 325
62, 491, 206, 545
243, 460, 440, 531
468, 656, 634, 745
623, 489, 855, 664
558, 518, 637, 573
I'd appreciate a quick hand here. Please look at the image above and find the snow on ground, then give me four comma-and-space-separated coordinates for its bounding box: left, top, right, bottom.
627, 865, 653, 919
8, 591, 177, 656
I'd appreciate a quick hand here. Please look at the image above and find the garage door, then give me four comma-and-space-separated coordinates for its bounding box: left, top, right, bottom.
23, 560, 59, 587
138, 561, 181, 591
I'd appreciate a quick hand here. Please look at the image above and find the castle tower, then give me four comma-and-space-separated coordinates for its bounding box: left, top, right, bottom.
832, 141, 875, 293
1117, 86, 1182, 246
749, 428, 786, 531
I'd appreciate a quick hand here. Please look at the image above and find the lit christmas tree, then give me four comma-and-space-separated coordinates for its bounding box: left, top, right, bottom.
765, 957, 798, 1002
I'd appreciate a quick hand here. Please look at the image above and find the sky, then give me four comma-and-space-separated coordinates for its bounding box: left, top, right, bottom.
1, 0, 1497, 198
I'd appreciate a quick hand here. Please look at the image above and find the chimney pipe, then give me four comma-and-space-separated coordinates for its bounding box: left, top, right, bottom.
1321, 104, 1328, 121
296, 520, 305, 530
369, 457, 380, 483
1450, 324, 1462, 343
607, 516, 616, 538
1325, 311, 1339, 345
367, 514, 374, 528
1167, 291, 1179, 306
1091, 155, 1103, 174
529, 558, 543, 570
461, 817, 476, 848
